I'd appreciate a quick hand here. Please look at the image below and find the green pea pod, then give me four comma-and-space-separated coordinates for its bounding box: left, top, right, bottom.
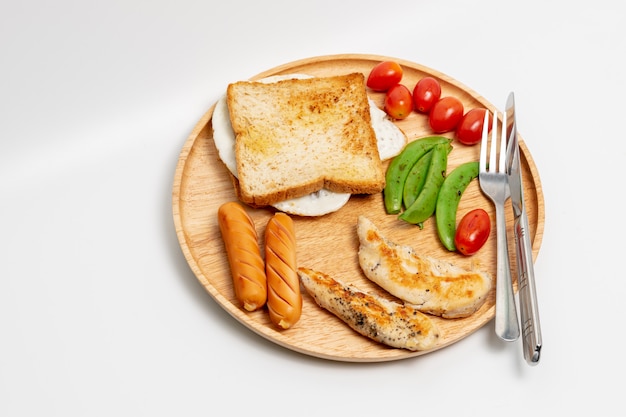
383, 136, 451, 214
402, 150, 433, 209
399, 142, 451, 225
402, 144, 455, 209
435, 161, 480, 251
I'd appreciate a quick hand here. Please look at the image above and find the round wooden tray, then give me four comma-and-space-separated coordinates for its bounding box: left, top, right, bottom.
172, 54, 545, 362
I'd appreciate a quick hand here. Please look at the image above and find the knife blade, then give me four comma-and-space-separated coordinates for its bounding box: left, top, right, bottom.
505, 92, 542, 365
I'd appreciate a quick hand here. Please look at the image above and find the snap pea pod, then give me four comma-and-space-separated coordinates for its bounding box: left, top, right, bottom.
398, 142, 451, 225
402, 150, 433, 209
435, 161, 480, 251
402, 144, 455, 210
383, 136, 451, 214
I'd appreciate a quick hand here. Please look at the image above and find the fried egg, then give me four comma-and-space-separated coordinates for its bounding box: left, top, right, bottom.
211, 74, 407, 216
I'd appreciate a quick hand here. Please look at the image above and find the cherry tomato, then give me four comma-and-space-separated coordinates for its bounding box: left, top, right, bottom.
384, 84, 413, 120
413, 77, 441, 113
454, 208, 491, 256
456, 108, 492, 145
367, 61, 403, 92
429, 96, 464, 133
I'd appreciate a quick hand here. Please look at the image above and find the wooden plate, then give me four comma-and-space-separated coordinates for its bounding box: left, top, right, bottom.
172, 54, 545, 362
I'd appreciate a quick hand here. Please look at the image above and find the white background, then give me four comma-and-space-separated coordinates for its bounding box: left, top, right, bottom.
1, 0, 623, 415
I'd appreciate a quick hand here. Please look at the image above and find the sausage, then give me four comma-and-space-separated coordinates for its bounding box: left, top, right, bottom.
264, 212, 302, 329
217, 202, 267, 311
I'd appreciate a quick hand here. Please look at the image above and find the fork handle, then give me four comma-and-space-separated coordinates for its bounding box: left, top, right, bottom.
494, 203, 520, 341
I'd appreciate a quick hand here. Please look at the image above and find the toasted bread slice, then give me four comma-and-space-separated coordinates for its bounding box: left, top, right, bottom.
226, 73, 385, 207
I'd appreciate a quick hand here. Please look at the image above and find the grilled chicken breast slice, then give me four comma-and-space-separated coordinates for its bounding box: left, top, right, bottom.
298, 267, 440, 352
357, 216, 492, 319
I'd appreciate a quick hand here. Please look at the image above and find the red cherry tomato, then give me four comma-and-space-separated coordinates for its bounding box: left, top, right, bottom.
413, 77, 441, 113
454, 208, 491, 255
384, 84, 413, 120
367, 61, 403, 92
456, 108, 492, 145
429, 96, 464, 133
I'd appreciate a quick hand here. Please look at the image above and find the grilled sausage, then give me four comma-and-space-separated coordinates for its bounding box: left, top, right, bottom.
217, 202, 267, 311
264, 212, 302, 329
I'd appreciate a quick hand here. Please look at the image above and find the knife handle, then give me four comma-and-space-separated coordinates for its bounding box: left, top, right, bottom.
514, 210, 542, 365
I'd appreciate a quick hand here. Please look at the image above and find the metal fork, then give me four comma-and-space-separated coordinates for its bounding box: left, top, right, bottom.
479, 109, 520, 342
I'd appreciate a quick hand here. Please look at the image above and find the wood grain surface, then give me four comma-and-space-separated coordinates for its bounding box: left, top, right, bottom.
172, 54, 545, 362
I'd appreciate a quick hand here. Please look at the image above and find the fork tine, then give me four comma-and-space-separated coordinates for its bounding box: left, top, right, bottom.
489, 110, 498, 172
480, 110, 489, 173
498, 110, 507, 173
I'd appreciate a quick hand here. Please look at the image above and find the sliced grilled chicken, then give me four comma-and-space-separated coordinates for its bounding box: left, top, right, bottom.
357, 216, 492, 319
298, 267, 440, 351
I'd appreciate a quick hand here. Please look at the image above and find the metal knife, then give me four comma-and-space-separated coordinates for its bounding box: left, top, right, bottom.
505, 92, 542, 365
